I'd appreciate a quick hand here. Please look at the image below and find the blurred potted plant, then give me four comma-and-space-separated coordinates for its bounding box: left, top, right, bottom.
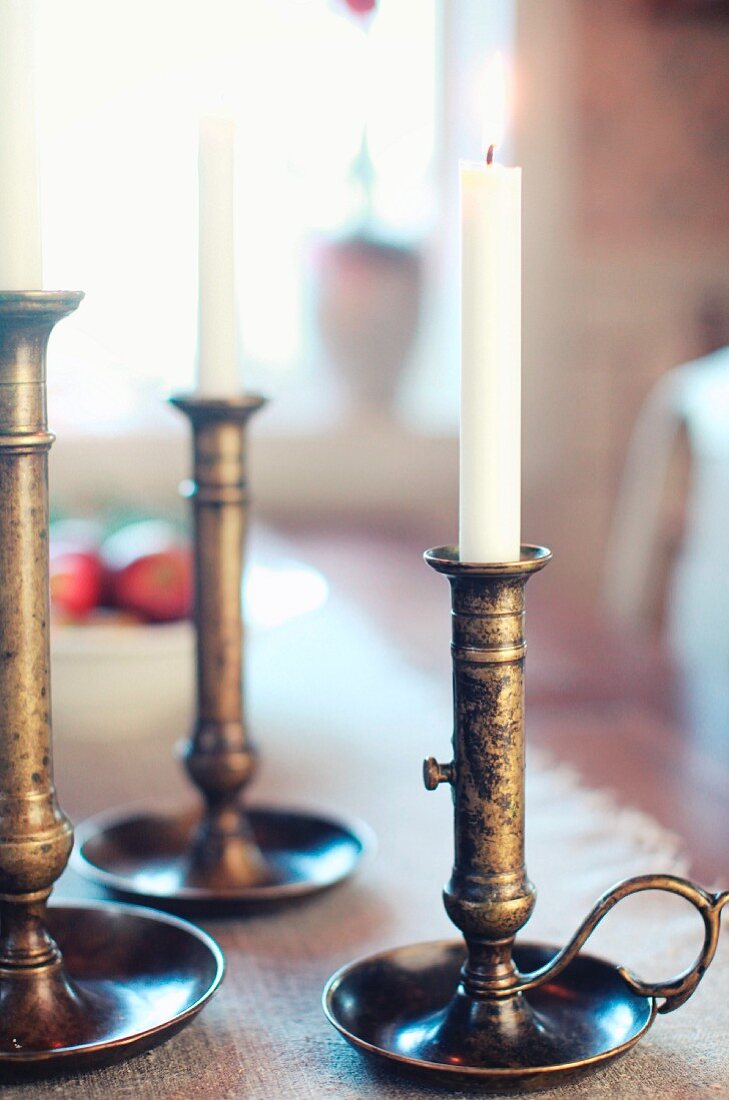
314, 0, 423, 414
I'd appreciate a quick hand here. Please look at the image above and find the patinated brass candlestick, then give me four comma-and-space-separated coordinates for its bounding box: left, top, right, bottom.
0, 293, 223, 1075
75, 394, 370, 909
324, 545, 728, 1087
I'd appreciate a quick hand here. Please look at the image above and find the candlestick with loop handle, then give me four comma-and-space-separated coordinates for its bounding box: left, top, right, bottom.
324, 545, 728, 1087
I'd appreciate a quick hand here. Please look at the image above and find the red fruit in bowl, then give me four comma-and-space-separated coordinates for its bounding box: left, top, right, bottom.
113, 551, 192, 623
50, 551, 104, 619
102, 521, 193, 623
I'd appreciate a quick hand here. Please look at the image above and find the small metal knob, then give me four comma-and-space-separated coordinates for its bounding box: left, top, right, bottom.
423, 757, 454, 790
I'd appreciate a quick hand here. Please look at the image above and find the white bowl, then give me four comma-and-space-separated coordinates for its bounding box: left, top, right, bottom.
51, 619, 195, 742
48, 553, 329, 742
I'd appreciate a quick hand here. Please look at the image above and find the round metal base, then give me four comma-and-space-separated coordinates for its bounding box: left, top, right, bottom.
73, 805, 373, 912
0, 901, 223, 1077
323, 939, 656, 1089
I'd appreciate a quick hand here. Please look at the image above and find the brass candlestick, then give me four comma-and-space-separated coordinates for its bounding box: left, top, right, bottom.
324, 545, 728, 1087
0, 293, 223, 1076
75, 394, 371, 910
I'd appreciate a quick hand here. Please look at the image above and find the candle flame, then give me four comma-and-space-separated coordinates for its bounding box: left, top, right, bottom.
480, 52, 508, 159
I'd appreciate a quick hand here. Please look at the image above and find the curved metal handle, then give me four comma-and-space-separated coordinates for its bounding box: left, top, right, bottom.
510, 874, 729, 1014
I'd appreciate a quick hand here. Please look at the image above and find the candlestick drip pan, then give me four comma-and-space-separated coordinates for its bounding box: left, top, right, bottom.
74, 805, 373, 912
0, 901, 223, 1077
324, 939, 654, 1089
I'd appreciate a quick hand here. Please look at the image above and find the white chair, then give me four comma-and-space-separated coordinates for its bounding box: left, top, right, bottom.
602, 346, 729, 740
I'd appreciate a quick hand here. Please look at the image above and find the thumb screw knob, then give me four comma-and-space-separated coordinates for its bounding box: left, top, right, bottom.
423, 757, 454, 790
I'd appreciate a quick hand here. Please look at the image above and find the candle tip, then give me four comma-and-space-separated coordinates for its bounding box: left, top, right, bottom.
486, 145, 495, 166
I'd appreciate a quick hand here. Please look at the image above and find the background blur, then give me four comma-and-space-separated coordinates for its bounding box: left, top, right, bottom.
40, 1, 729, 773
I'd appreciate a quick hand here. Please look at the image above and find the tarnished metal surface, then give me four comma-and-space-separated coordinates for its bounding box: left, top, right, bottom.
424, 545, 550, 994
0, 292, 82, 969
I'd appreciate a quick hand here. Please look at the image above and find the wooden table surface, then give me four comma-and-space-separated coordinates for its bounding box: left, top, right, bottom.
32, 522, 728, 1098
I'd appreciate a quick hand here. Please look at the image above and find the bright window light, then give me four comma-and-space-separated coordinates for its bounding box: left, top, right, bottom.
35, 0, 436, 430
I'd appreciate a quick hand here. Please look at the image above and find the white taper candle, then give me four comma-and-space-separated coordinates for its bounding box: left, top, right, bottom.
197, 114, 238, 394
458, 147, 521, 563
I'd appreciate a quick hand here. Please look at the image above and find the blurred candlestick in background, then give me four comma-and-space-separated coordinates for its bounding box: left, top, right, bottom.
0, 0, 42, 289
197, 114, 238, 394
458, 54, 521, 563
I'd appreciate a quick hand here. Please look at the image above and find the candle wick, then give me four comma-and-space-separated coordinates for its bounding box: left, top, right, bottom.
486, 145, 495, 166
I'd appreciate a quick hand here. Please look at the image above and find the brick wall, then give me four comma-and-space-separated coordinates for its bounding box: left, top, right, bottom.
518, 0, 729, 610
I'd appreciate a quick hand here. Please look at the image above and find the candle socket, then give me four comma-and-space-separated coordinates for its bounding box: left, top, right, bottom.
0, 293, 222, 1076
74, 393, 371, 910
324, 545, 728, 1087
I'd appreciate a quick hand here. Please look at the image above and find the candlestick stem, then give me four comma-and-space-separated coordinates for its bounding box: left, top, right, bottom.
424, 548, 547, 997
170, 395, 270, 887
0, 293, 79, 1011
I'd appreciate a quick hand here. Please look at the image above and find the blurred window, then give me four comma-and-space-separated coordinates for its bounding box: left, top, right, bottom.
37, 0, 437, 430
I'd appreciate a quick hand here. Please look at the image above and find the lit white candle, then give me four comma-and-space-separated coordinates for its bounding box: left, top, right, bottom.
197, 114, 239, 394
0, 0, 42, 290
459, 56, 521, 563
